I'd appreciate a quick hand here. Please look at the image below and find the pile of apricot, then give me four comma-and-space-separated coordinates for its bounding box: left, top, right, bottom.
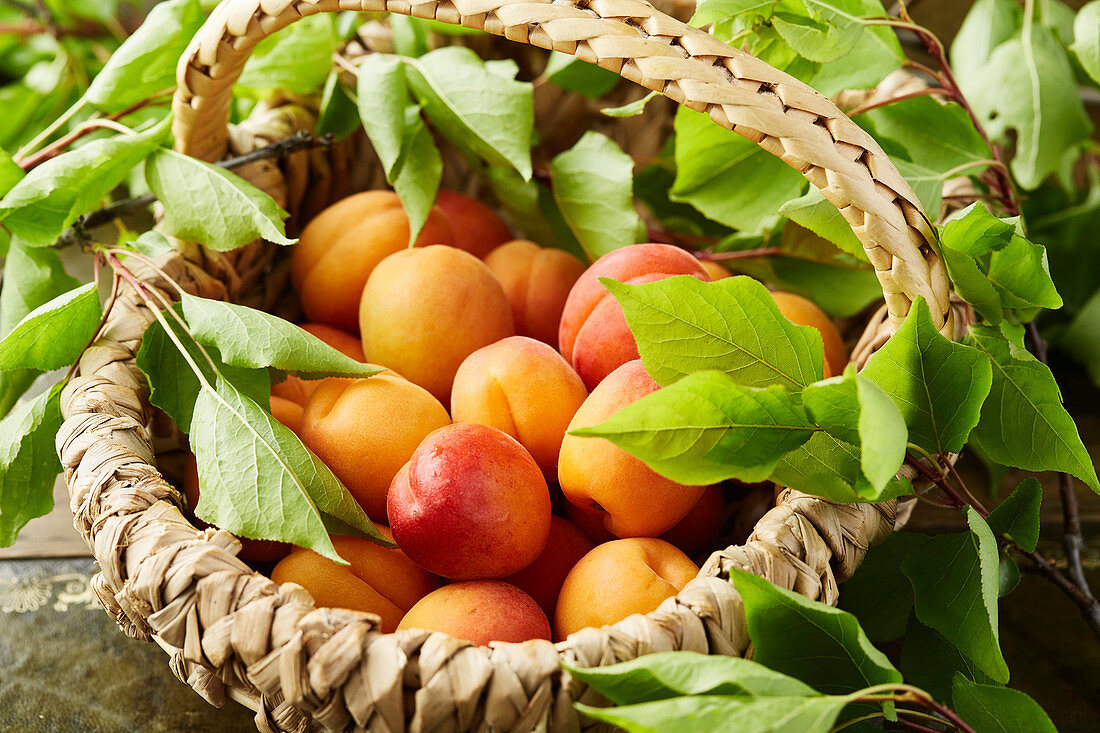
183, 190, 848, 646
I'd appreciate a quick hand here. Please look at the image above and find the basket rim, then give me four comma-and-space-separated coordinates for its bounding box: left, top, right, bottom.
56, 1, 948, 731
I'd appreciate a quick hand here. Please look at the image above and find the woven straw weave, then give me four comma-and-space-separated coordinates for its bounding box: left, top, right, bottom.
56, 1, 951, 731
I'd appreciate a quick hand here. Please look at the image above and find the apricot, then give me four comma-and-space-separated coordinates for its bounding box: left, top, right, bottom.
558, 360, 706, 538
299, 374, 451, 519
290, 191, 453, 332
658, 485, 727, 558
398, 581, 550, 645
484, 240, 587, 345
434, 190, 513, 258
271, 323, 368, 405
359, 245, 514, 403
271, 531, 440, 633
771, 291, 847, 378
503, 516, 594, 617
450, 336, 587, 476
699, 259, 731, 281
183, 455, 290, 564
269, 395, 304, 433
554, 538, 698, 640
387, 423, 551, 580
559, 243, 709, 389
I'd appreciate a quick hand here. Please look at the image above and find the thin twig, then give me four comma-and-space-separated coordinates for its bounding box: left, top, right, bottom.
19, 92, 173, 171
1025, 321, 1097, 602
847, 87, 956, 117
697, 247, 781, 261
55, 131, 334, 248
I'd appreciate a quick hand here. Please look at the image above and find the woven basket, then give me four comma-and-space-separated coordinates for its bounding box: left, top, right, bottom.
56, 1, 958, 731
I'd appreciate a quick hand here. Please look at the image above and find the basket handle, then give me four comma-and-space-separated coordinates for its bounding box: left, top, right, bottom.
172, 0, 953, 334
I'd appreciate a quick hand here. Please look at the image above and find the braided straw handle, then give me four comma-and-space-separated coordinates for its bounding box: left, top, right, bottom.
174, 0, 952, 333
55, 2, 943, 731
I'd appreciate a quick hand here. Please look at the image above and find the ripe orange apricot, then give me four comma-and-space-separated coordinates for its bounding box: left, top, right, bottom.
387, 423, 551, 580
503, 516, 594, 617
183, 455, 290, 564
558, 360, 706, 538
770, 291, 847, 378
565, 503, 615, 544
359, 245, 514, 403
299, 374, 451, 520
559, 243, 709, 390
554, 538, 698, 640
269, 395, 304, 433
450, 336, 588, 476
290, 191, 453, 332
397, 581, 551, 645
434, 190, 513, 258
484, 240, 587, 345
271, 323, 368, 405
271, 531, 440, 633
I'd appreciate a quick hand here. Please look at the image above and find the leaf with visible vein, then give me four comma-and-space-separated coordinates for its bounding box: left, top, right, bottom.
550, 132, 642, 260
986, 478, 1041, 552
573, 372, 814, 485
0, 384, 63, 546
902, 508, 1009, 683
862, 297, 992, 455
180, 294, 382, 380
966, 324, 1099, 492
577, 695, 851, 733
731, 568, 903, 695
951, 675, 1057, 733
0, 282, 100, 372
605, 275, 824, 389
145, 149, 295, 251
564, 652, 816, 705
192, 377, 391, 564
1072, 1, 1100, 85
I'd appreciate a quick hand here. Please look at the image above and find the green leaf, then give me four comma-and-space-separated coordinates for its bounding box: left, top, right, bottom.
135, 310, 270, 434
801, 0, 903, 94
0, 241, 79, 417
543, 51, 620, 98
191, 377, 390, 563
899, 617, 996, 703
838, 532, 930, 642
573, 373, 814, 485
564, 652, 816, 705
0, 282, 99, 372
576, 695, 851, 733
952, 675, 1057, 733
951, 0, 1023, 99
894, 159, 944, 216
0, 127, 164, 246
0, 383, 63, 546
550, 132, 642, 261
1072, 2, 1100, 85
730, 568, 902, 695
606, 275, 824, 389
485, 165, 584, 258
772, 5, 860, 64
405, 46, 533, 179
861, 298, 992, 455
857, 97, 991, 175
145, 149, 296, 251
236, 14, 341, 96
901, 508, 1009, 683
998, 552, 1020, 598
966, 324, 1100, 492
180, 294, 382, 380
85, 0, 203, 111
987, 478, 1042, 552
126, 231, 175, 259
0, 146, 23, 199
938, 202, 1016, 322
969, 26, 1092, 190
777, 188, 864, 260
671, 107, 805, 232
986, 235, 1063, 311
802, 365, 907, 492
317, 71, 361, 139
770, 429, 913, 503
602, 91, 660, 118
356, 54, 409, 179
390, 109, 442, 244
389, 14, 431, 57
